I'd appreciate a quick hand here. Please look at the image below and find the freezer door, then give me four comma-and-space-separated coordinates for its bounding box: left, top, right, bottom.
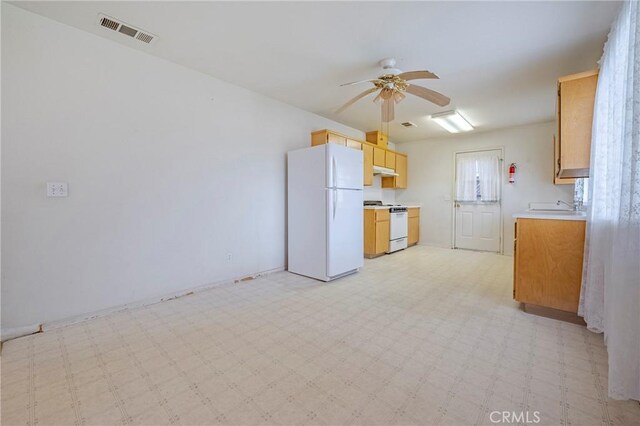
326, 188, 364, 277
326, 143, 363, 189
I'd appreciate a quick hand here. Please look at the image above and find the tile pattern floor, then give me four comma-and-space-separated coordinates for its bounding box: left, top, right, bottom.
2, 246, 639, 425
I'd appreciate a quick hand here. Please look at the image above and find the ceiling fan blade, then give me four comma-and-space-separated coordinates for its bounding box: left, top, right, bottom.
393, 91, 406, 104
405, 84, 451, 107
398, 70, 439, 81
336, 87, 379, 113
340, 79, 382, 87
382, 98, 395, 122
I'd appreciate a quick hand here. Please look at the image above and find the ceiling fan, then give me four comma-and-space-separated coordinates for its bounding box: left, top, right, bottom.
336, 58, 450, 122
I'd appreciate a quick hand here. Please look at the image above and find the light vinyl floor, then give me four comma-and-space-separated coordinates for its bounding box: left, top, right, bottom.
2, 246, 639, 425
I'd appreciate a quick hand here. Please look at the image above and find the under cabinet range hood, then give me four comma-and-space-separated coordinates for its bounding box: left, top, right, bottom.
373, 165, 399, 176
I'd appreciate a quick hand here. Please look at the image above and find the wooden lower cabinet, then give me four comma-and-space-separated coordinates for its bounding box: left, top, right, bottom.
513, 218, 585, 313
364, 209, 389, 257
408, 208, 420, 246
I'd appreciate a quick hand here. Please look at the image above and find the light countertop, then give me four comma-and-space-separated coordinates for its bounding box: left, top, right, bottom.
364, 204, 421, 210
513, 211, 586, 221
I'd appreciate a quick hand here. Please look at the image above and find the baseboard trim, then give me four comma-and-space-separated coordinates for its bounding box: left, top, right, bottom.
1, 266, 285, 343
521, 303, 586, 326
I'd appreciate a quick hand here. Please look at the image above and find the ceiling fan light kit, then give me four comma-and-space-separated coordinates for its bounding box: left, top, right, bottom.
430, 110, 474, 133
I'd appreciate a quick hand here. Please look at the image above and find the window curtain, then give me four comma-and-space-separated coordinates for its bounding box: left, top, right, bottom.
455, 157, 477, 202
477, 154, 500, 202
578, 0, 639, 401
455, 154, 500, 202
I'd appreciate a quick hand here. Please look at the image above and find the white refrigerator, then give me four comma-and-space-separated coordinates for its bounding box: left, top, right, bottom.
288, 143, 364, 281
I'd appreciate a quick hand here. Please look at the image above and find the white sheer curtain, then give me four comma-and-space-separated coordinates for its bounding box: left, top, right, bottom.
477, 154, 500, 202
455, 153, 500, 202
455, 157, 477, 202
579, 0, 640, 401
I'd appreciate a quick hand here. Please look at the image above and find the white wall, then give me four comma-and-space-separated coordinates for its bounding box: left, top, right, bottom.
395, 122, 574, 254
1, 5, 365, 336
363, 176, 397, 204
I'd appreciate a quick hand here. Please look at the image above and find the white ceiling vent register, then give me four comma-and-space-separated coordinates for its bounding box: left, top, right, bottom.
97, 14, 157, 45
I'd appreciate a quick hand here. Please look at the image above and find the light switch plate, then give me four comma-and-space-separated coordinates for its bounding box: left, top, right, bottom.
47, 182, 68, 197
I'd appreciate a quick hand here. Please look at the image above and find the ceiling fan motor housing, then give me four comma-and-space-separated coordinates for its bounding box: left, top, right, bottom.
379, 58, 402, 76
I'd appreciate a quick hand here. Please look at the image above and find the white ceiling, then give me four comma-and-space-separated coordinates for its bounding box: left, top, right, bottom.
11, 1, 620, 142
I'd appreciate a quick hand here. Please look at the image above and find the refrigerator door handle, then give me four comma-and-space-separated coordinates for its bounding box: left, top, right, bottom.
332, 157, 337, 188
333, 189, 337, 220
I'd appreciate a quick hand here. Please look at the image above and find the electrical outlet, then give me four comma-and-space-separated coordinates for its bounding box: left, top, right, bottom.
47, 182, 68, 197
226, 253, 233, 262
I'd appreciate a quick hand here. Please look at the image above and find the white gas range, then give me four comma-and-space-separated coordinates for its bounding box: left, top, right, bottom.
364, 201, 408, 253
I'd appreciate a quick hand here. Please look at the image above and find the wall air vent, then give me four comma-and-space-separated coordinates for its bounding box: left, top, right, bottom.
97, 14, 157, 45
401, 121, 417, 128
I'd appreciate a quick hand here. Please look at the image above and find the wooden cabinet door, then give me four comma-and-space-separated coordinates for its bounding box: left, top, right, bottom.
327, 132, 347, 146
558, 71, 597, 178
395, 154, 407, 188
554, 136, 575, 185
346, 139, 361, 150
375, 220, 390, 254
385, 151, 396, 170
366, 131, 388, 148
362, 144, 374, 186
514, 219, 585, 312
408, 216, 419, 246
373, 147, 386, 167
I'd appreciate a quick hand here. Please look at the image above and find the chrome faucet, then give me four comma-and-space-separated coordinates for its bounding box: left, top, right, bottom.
557, 199, 582, 211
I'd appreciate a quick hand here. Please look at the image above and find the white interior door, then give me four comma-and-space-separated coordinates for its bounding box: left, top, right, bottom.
454, 150, 502, 252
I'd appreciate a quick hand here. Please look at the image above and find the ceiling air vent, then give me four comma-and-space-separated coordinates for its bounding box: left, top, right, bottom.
401, 121, 417, 128
97, 14, 157, 45
100, 17, 119, 31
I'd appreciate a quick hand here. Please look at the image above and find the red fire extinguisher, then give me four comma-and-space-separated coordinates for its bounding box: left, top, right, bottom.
509, 163, 516, 183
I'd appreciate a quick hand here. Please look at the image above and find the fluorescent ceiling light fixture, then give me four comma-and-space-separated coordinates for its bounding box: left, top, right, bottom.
430, 110, 474, 133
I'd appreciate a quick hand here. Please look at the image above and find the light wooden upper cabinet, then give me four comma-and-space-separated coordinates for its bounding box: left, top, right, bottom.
373, 147, 386, 167
311, 129, 347, 146
346, 138, 361, 150
362, 143, 373, 186
382, 153, 407, 189
395, 154, 407, 188
366, 131, 388, 149
556, 70, 598, 178
309, 129, 409, 189
553, 136, 575, 185
385, 151, 396, 170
